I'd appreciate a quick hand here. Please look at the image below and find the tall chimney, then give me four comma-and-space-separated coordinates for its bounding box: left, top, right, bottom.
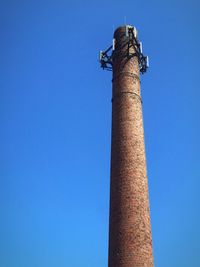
100, 25, 153, 267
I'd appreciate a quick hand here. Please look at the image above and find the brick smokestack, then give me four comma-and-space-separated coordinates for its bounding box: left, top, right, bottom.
108, 25, 154, 266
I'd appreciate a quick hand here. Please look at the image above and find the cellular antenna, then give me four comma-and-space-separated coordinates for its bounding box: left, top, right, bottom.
99, 25, 149, 73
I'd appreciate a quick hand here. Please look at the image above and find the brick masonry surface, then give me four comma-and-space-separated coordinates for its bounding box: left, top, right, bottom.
108, 26, 154, 267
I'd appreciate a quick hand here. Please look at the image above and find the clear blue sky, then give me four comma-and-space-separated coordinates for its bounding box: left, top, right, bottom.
1, 0, 200, 266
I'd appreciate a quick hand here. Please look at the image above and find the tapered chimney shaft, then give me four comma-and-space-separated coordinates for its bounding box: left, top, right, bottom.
108, 25, 154, 267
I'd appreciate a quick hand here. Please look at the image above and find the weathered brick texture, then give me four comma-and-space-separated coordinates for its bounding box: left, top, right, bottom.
108, 26, 154, 267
